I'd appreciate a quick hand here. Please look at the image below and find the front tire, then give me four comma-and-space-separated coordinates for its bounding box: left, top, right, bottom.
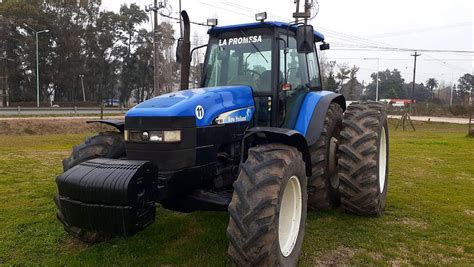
62, 131, 125, 171
57, 131, 126, 243
227, 144, 307, 266
338, 102, 389, 216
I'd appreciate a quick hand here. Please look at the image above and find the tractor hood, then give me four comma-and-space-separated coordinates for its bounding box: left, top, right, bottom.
126, 86, 255, 127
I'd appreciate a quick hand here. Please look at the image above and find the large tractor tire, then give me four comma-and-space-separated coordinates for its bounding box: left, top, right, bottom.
58, 131, 126, 243
62, 131, 125, 171
338, 102, 389, 216
307, 102, 343, 211
227, 144, 307, 266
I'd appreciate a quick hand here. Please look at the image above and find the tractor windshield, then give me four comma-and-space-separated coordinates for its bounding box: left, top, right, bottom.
202, 33, 273, 93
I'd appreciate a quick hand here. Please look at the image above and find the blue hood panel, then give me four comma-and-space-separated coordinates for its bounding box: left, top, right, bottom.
126, 86, 255, 127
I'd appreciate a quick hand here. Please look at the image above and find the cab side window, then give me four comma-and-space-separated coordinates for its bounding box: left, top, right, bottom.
306, 49, 321, 88
279, 35, 321, 90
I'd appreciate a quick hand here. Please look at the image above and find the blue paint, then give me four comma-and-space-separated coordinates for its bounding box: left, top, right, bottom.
126, 86, 255, 127
294, 91, 334, 135
208, 21, 325, 42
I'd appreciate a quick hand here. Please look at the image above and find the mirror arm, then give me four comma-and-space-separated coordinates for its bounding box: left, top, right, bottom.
277, 37, 288, 84
190, 44, 208, 62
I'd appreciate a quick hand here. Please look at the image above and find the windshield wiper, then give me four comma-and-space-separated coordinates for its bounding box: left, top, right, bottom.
239, 30, 268, 63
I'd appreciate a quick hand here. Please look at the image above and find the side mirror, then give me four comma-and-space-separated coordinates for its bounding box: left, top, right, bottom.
296, 25, 315, 54
176, 38, 183, 63
320, 43, 330, 51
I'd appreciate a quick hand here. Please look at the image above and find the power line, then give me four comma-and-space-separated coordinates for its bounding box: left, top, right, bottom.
328, 57, 473, 61
367, 22, 472, 39
159, 12, 208, 27
330, 47, 474, 54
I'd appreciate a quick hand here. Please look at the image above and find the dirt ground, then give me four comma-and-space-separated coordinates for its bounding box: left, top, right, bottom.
0, 118, 118, 135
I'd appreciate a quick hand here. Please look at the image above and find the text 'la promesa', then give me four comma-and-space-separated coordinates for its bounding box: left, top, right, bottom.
219, 35, 263, 46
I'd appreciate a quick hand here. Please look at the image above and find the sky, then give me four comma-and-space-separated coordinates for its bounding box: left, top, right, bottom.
102, 0, 473, 86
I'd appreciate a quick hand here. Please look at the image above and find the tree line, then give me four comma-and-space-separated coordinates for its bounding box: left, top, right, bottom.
1, 1, 472, 107
0, 0, 177, 106
321, 58, 473, 105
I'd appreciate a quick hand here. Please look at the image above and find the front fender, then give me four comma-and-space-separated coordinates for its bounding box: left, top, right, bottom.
87, 120, 124, 132
241, 127, 312, 177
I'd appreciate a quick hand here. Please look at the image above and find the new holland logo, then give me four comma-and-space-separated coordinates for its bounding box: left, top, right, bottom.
195, 105, 205, 120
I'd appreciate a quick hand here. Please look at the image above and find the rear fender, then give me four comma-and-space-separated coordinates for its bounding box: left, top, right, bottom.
87, 120, 124, 132
241, 127, 312, 177
295, 92, 346, 146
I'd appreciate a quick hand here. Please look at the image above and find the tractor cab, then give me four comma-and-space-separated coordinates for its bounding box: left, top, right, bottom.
202, 21, 327, 128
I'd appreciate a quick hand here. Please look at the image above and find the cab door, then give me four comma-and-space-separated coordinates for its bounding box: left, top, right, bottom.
277, 33, 322, 129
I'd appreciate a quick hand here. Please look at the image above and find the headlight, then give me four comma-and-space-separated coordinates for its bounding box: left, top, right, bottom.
125, 130, 181, 143
124, 130, 129, 141
163, 130, 181, 142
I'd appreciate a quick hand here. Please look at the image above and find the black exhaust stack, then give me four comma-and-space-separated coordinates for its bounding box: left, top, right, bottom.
180, 11, 191, 90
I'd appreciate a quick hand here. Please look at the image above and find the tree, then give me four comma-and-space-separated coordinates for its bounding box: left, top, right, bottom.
336, 64, 350, 91
426, 78, 439, 100
190, 32, 204, 88
0, 1, 177, 106
343, 65, 362, 100
366, 69, 405, 100
116, 4, 149, 104
457, 73, 473, 105
323, 60, 338, 91
405, 82, 430, 102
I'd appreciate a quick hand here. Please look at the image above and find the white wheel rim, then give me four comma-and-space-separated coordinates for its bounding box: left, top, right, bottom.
278, 175, 302, 257
379, 127, 387, 193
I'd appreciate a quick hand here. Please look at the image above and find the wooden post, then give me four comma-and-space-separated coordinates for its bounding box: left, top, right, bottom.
469, 108, 473, 136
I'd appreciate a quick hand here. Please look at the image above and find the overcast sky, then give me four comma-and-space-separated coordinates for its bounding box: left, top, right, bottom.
102, 0, 473, 86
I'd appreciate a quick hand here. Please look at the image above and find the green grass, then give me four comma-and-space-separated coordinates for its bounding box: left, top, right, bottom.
0, 121, 473, 265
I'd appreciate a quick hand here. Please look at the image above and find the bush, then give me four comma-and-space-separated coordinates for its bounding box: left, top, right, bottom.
449, 105, 469, 116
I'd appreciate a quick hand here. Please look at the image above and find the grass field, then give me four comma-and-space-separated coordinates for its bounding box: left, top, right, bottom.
0, 120, 473, 266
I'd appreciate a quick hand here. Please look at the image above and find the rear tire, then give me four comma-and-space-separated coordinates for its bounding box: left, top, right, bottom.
338, 102, 389, 216
227, 144, 307, 266
307, 103, 343, 211
58, 131, 126, 243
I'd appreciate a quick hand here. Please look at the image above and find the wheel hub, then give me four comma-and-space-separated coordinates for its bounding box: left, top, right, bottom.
278, 176, 302, 257
328, 137, 339, 189
379, 127, 387, 193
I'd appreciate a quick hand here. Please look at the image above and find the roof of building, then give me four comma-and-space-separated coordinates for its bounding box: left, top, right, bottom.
208, 21, 325, 42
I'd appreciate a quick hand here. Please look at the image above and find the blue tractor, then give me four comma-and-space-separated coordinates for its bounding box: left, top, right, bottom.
55, 6, 389, 266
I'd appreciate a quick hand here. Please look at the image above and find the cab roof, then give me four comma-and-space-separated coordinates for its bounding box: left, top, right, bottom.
208, 21, 325, 42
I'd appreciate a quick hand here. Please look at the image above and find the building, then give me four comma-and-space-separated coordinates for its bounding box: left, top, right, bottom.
380, 99, 416, 108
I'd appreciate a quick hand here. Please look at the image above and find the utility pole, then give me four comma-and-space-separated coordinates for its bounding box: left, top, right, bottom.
79, 74, 86, 102
153, 0, 160, 97
24, 24, 49, 107
411, 51, 421, 112
146, 1, 167, 97
293, 0, 312, 24
179, 0, 183, 38
450, 84, 455, 106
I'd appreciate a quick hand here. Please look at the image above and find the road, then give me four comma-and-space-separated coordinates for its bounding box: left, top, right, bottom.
0, 116, 124, 121
0, 107, 128, 116
388, 115, 470, 124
